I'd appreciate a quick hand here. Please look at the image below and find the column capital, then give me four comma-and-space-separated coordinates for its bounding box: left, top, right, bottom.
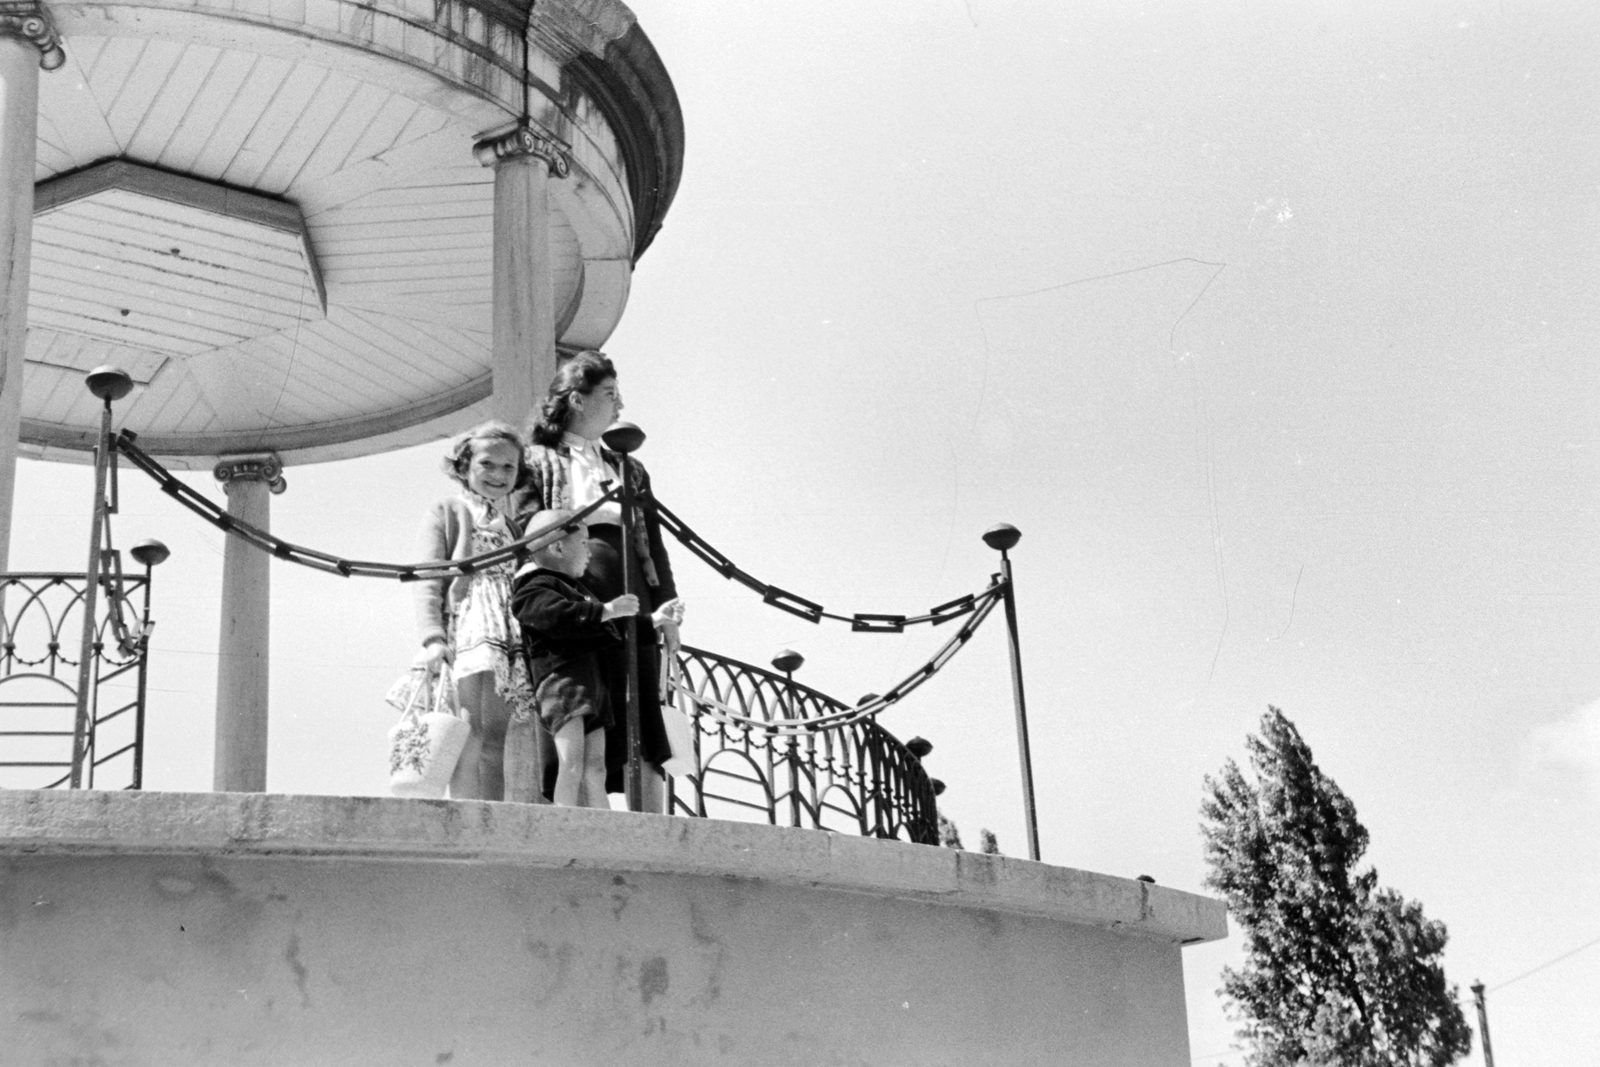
214, 453, 287, 494
473, 122, 571, 177
0, 1, 64, 70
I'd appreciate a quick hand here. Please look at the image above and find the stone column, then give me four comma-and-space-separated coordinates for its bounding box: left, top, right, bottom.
212, 454, 284, 792
474, 124, 569, 426
0, 5, 62, 571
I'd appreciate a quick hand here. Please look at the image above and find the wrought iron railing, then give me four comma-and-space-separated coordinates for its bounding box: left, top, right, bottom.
0, 572, 155, 790
10, 367, 1035, 852
664, 645, 940, 844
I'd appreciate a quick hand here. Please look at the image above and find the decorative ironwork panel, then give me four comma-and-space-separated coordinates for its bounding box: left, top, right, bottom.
664, 645, 940, 844
0, 573, 152, 790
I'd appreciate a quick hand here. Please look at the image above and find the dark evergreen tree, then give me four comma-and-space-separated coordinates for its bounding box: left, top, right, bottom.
1201, 707, 1473, 1067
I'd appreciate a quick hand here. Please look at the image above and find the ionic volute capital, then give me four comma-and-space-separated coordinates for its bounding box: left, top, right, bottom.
214, 453, 287, 495
473, 122, 571, 176
0, 1, 65, 70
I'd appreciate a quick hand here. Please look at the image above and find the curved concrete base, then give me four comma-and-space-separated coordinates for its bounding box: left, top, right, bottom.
1, 791, 1226, 1066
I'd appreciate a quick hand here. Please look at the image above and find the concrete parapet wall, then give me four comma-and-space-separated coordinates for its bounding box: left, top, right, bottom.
1, 791, 1226, 1065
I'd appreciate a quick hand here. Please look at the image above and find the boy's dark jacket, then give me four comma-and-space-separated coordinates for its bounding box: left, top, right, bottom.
509, 567, 622, 714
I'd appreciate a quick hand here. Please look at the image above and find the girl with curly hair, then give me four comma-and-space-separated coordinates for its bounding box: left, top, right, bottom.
414, 420, 538, 800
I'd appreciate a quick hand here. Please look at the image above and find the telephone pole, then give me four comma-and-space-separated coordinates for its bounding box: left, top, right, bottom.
1470, 981, 1495, 1067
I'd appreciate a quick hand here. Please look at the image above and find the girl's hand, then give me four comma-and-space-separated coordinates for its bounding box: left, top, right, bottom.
416, 639, 452, 669
652, 598, 685, 627
603, 594, 641, 620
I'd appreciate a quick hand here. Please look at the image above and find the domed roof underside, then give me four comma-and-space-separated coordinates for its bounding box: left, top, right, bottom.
19, 0, 681, 469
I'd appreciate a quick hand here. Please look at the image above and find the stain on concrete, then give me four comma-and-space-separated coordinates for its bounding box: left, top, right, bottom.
196, 860, 240, 898
639, 956, 669, 1005
285, 932, 311, 1007
954, 849, 1001, 887
970, 907, 1004, 939
523, 938, 575, 1004
687, 901, 725, 1005
435, 1052, 454, 1064
688, 901, 717, 947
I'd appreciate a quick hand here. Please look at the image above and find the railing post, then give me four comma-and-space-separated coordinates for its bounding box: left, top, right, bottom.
773, 649, 805, 829
129, 539, 169, 791
70, 367, 132, 789
983, 522, 1040, 862
602, 420, 646, 812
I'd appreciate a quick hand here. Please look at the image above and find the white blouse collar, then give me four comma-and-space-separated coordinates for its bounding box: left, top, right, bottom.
562, 431, 601, 456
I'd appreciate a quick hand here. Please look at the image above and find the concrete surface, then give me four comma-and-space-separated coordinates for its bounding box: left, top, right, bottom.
1, 790, 1227, 1066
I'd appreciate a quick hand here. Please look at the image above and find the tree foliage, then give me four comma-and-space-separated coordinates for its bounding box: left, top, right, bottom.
1201, 707, 1472, 1067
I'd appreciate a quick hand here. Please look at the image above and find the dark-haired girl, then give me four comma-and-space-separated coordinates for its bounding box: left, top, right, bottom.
414, 421, 537, 800
525, 351, 684, 807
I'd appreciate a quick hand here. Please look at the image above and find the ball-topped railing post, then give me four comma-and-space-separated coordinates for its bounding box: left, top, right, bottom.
602, 421, 647, 811
984, 522, 1040, 862
69, 366, 135, 788
128, 538, 169, 790
772, 649, 806, 828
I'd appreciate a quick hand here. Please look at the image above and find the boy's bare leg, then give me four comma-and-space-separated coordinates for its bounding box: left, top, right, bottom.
582, 727, 608, 809
552, 719, 585, 807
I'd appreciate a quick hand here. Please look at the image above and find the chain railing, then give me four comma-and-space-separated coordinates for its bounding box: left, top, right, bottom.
16, 368, 1039, 853
664, 645, 941, 844
0, 571, 157, 790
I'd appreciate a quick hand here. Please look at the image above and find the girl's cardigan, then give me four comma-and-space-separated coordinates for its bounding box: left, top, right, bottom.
413, 495, 491, 648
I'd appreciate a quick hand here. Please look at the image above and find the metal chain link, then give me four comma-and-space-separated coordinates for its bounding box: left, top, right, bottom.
653, 498, 995, 631
667, 586, 1004, 737
114, 431, 616, 581
117, 432, 1002, 629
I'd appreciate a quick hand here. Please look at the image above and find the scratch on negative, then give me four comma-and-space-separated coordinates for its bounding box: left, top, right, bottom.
972, 258, 1233, 682
1270, 562, 1306, 642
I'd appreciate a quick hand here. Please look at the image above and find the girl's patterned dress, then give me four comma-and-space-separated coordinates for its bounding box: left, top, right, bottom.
450, 493, 535, 718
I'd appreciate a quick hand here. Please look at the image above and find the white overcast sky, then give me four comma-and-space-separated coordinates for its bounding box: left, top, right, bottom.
12, 1, 1597, 1062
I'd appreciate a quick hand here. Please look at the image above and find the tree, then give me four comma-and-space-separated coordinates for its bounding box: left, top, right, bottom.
1201, 707, 1472, 1067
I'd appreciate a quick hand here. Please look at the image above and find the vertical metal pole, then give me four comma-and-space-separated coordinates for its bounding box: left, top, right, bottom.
1471, 982, 1495, 1067
784, 670, 803, 828
68, 398, 113, 788
997, 551, 1041, 861
618, 453, 642, 811
983, 522, 1041, 862
131, 562, 153, 790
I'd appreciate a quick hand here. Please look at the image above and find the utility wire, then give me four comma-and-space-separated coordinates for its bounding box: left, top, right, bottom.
1490, 932, 1600, 992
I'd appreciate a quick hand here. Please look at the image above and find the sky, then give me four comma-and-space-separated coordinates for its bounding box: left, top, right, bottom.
8, 0, 1599, 1062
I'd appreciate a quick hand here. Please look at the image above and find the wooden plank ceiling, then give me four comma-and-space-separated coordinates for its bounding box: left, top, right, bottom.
24, 35, 589, 461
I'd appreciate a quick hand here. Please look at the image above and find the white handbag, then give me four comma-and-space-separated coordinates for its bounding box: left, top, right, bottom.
659, 650, 698, 781
388, 667, 470, 798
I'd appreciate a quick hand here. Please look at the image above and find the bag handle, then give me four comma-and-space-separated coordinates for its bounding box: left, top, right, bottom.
432, 663, 461, 718
400, 665, 442, 724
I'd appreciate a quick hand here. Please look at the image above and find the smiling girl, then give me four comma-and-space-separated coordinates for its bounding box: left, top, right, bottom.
414, 421, 537, 800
